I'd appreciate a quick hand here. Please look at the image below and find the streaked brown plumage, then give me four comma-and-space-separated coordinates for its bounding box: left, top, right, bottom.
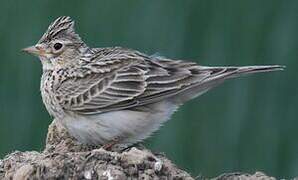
23, 16, 284, 150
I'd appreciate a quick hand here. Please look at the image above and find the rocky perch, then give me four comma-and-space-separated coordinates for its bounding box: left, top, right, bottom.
0, 120, 278, 179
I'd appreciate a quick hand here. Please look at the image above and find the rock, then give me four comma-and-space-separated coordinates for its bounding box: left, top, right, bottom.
0, 119, 288, 179
0, 119, 193, 179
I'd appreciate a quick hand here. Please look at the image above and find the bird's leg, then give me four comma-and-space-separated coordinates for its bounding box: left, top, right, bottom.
101, 138, 119, 151
79, 139, 119, 171
121, 142, 146, 152
135, 143, 146, 150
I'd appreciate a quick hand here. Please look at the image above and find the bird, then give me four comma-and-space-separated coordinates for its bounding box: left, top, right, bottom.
22, 16, 284, 150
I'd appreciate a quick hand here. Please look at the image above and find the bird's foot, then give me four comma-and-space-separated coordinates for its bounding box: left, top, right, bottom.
101, 138, 119, 151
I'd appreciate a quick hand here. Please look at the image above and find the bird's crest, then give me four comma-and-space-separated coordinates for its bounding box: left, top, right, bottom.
38, 16, 81, 43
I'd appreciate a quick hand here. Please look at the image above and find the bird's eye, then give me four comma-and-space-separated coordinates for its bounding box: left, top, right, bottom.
53, 43, 63, 51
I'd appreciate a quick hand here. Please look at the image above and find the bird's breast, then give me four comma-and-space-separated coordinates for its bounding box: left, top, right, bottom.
40, 71, 65, 118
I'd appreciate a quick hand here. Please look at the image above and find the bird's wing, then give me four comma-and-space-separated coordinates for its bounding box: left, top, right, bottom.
55, 48, 147, 114
55, 49, 228, 115
56, 48, 282, 115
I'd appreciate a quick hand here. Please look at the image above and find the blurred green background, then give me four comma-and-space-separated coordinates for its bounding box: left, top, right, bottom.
0, 0, 297, 178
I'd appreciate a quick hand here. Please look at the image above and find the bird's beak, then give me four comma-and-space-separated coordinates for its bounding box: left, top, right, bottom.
22, 45, 45, 56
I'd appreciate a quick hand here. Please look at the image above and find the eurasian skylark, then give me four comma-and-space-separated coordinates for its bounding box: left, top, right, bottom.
23, 16, 283, 150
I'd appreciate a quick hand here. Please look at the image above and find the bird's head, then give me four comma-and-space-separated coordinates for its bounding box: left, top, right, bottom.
22, 16, 87, 71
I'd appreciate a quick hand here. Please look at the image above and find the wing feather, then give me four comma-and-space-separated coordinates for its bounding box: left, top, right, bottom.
56, 48, 244, 115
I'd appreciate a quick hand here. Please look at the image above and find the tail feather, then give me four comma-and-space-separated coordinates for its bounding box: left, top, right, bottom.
228, 65, 285, 78
170, 65, 285, 104
200, 65, 285, 81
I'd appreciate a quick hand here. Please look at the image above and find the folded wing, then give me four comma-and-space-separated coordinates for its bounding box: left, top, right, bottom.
56, 48, 283, 115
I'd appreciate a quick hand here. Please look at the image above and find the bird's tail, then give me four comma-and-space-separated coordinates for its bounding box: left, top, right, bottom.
199, 65, 285, 81
171, 65, 285, 104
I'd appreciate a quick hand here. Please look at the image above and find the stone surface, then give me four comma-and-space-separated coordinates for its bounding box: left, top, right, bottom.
0, 119, 286, 180
0, 120, 193, 180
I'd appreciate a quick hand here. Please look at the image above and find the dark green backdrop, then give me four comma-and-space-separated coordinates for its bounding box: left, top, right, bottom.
0, 0, 297, 178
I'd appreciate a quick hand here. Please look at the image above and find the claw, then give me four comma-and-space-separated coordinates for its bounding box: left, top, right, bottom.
101, 138, 119, 151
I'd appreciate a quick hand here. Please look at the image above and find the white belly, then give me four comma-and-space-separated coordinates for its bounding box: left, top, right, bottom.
60, 101, 178, 146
